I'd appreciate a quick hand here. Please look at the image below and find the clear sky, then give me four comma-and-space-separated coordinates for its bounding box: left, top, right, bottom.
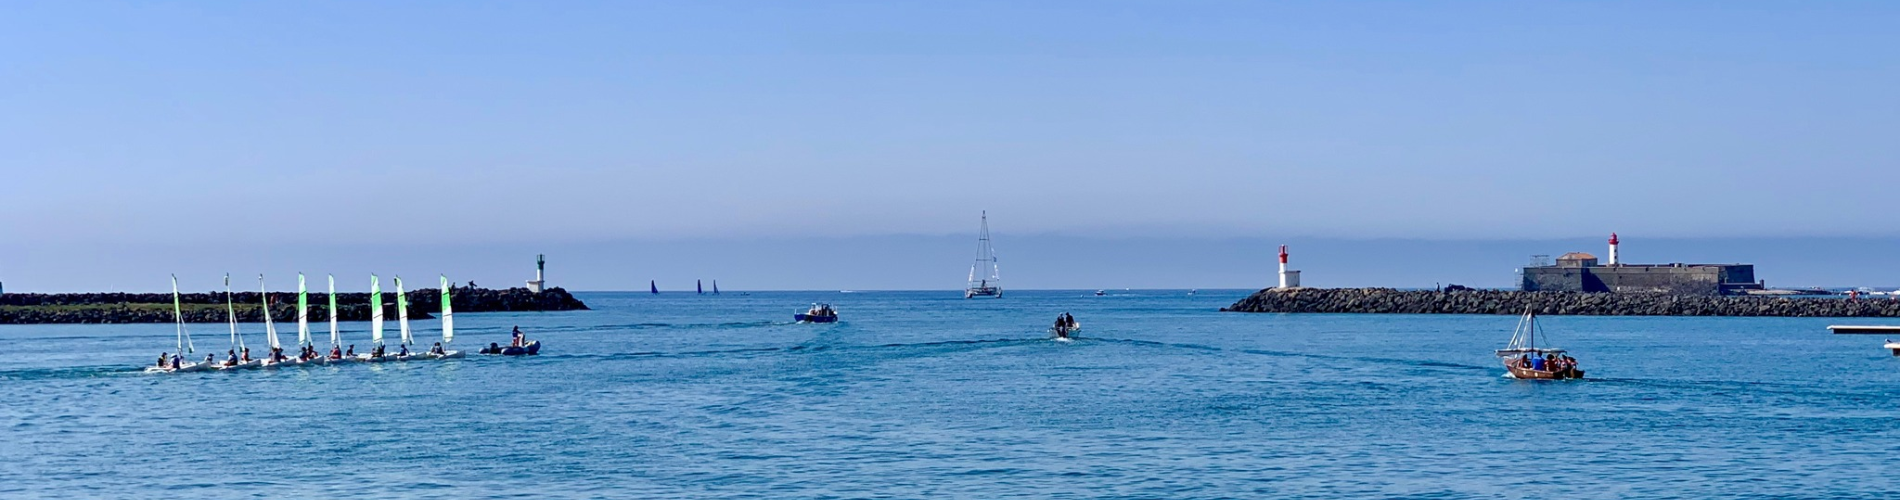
2, 1, 1897, 292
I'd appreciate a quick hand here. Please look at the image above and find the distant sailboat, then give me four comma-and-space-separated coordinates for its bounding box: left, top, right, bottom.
327, 274, 342, 360
650, 280, 659, 294
296, 273, 311, 351
362, 274, 388, 361
259, 275, 286, 367
431, 275, 463, 359
698, 279, 704, 295
146, 274, 206, 373
713, 280, 720, 295
964, 211, 1002, 298
395, 276, 414, 358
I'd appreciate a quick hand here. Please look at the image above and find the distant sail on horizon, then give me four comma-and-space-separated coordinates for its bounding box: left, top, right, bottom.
650, 280, 658, 294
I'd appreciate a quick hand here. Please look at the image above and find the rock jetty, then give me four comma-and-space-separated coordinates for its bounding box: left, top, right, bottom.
1223, 287, 1900, 317
0, 287, 589, 324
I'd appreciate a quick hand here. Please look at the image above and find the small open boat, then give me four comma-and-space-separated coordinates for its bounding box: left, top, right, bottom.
1495, 308, 1584, 380
795, 303, 839, 323
480, 341, 540, 356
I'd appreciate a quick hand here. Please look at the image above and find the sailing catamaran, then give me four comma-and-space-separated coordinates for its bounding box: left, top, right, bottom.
215, 273, 261, 370
1495, 308, 1585, 380
258, 275, 290, 368
358, 274, 391, 362
394, 276, 416, 360
426, 275, 464, 359
147, 274, 208, 373
328, 274, 345, 361
964, 211, 1002, 298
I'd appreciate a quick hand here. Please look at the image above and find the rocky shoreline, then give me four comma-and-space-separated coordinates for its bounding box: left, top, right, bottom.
0, 287, 589, 324
1223, 287, 1900, 317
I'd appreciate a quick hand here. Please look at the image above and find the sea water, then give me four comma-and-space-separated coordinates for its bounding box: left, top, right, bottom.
2, 290, 1897, 498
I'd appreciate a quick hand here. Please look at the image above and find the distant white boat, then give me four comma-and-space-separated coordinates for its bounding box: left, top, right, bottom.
146, 274, 208, 373
964, 211, 1002, 299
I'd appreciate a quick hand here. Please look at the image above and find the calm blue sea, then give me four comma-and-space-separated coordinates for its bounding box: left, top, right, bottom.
3, 290, 1898, 499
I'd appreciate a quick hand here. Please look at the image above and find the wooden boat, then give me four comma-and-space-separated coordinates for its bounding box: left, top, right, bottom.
1495, 308, 1584, 380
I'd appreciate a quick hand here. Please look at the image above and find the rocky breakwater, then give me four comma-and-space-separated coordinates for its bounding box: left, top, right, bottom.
0, 287, 589, 324
1223, 287, 1900, 317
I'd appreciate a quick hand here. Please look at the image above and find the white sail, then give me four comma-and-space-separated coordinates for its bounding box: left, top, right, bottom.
171, 274, 194, 355
260, 275, 281, 350
396, 276, 412, 346
327, 274, 340, 348
225, 273, 243, 352
440, 275, 454, 345
370, 274, 384, 346
296, 273, 310, 347
964, 211, 1002, 297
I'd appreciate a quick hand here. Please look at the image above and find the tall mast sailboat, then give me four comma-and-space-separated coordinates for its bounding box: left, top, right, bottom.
650, 280, 659, 294
964, 211, 1003, 298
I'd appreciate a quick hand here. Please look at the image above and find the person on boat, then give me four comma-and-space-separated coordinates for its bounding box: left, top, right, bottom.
430, 342, 445, 355
345, 345, 356, 357
1530, 354, 1545, 371
205, 354, 216, 366
398, 344, 410, 357
330, 345, 343, 359
157, 353, 168, 368
486, 342, 501, 354
511, 326, 524, 347
371, 345, 385, 358
171, 354, 182, 369
241, 347, 252, 362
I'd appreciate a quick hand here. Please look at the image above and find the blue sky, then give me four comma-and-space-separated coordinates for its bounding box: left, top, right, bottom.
2, 2, 1896, 291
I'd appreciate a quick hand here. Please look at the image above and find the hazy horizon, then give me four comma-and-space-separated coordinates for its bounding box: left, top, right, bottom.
3, 2, 1897, 292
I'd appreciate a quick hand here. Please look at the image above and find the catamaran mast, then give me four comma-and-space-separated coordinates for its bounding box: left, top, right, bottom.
327, 274, 340, 348
370, 274, 384, 346
440, 275, 454, 345
260, 275, 281, 350
396, 276, 412, 347
171, 274, 194, 355
225, 273, 243, 353
296, 273, 310, 347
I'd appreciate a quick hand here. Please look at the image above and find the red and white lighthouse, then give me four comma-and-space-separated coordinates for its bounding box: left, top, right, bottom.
1277, 245, 1301, 288
1608, 233, 1620, 266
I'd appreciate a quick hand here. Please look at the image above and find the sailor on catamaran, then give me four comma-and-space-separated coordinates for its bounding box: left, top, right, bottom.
430, 342, 445, 356
157, 353, 168, 369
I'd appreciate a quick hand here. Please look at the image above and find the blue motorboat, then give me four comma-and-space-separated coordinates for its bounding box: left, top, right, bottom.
795, 303, 838, 323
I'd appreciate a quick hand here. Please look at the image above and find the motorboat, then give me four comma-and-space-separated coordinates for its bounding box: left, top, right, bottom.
795, 303, 839, 323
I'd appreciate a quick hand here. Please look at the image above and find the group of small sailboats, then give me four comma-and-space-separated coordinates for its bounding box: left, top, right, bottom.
146, 273, 488, 374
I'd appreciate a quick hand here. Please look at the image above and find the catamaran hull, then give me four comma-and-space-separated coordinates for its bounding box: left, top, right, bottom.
217, 359, 264, 371
146, 362, 212, 374
424, 350, 465, 359
965, 288, 1002, 299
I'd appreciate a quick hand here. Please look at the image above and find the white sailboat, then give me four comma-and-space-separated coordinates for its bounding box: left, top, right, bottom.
147, 274, 208, 373
359, 274, 391, 362
216, 273, 261, 370
964, 211, 1003, 298
393, 276, 417, 360
428, 275, 464, 359
327, 274, 345, 361
258, 275, 289, 368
